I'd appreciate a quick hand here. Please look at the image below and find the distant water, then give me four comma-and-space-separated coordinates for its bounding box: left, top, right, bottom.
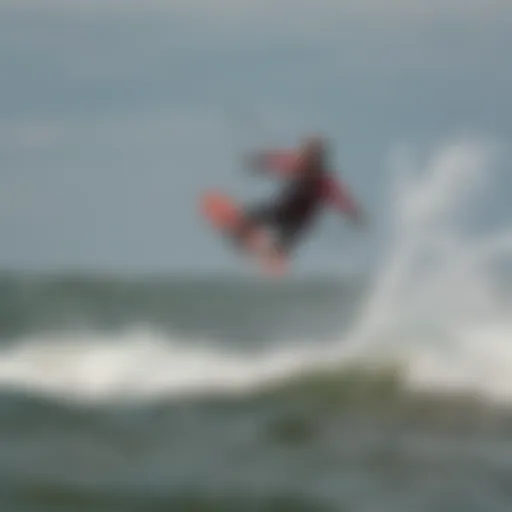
2, 139, 512, 511
0, 274, 359, 347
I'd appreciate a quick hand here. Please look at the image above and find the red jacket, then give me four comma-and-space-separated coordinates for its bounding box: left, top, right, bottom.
254, 150, 361, 221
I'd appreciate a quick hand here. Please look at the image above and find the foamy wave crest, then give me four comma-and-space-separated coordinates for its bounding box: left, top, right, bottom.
0, 328, 342, 403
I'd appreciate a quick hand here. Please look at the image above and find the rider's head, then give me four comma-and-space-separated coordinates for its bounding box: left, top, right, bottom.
299, 135, 328, 174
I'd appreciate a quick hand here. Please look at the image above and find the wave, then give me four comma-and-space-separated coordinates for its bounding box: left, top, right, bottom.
0, 328, 339, 403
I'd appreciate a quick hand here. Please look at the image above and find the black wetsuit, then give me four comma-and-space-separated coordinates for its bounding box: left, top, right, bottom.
243, 173, 326, 252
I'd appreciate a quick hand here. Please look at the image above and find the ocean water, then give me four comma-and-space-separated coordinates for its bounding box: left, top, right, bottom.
1, 139, 512, 511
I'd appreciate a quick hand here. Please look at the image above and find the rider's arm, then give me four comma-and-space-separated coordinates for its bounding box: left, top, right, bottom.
245, 150, 298, 178
322, 176, 364, 224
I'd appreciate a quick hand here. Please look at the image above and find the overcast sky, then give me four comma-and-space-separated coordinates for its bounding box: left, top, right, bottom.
1, 0, 511, 275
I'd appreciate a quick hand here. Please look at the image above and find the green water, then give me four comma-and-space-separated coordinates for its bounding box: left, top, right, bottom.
0, 273, 511, 511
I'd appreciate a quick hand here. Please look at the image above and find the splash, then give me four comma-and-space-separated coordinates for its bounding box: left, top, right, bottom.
347, 137, 512, 401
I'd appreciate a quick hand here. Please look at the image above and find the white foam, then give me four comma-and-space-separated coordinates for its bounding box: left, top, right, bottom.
0, 327, 341, 403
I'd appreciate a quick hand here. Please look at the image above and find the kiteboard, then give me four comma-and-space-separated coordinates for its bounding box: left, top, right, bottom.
199, 191, 288, 277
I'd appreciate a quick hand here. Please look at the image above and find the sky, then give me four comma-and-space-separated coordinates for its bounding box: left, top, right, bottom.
1, 0, 511, 276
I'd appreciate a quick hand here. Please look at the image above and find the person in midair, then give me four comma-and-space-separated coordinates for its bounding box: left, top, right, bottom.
235, 136, 365, 260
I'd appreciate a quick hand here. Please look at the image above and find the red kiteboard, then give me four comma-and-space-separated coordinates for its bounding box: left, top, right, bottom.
199, 191, 288, 277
